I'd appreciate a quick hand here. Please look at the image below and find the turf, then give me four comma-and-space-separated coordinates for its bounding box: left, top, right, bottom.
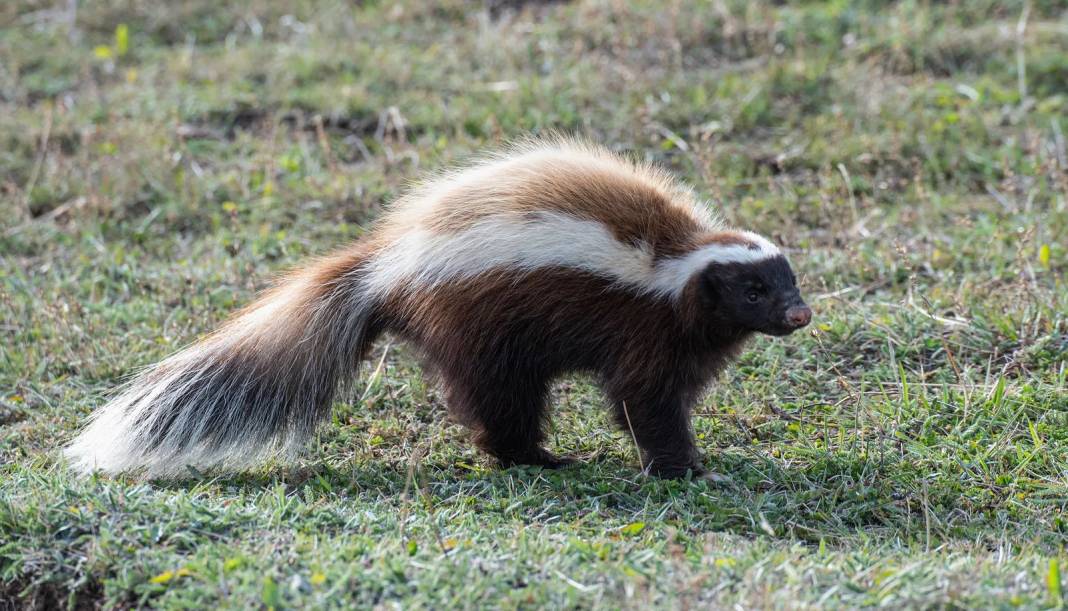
1, 0, 1067, 608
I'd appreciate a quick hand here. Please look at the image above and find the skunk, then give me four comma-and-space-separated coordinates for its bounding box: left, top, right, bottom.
66, 140, 811, 478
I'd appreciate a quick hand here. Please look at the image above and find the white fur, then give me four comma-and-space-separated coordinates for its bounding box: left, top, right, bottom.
364, 212, 650, 294
648, 231, 781, 296
363, 212, 780, 300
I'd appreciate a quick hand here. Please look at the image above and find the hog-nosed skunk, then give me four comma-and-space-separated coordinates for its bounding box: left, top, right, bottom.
65, 139, 812, 479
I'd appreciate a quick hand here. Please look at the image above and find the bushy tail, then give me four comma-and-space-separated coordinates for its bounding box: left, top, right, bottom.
65, 247, 381, 478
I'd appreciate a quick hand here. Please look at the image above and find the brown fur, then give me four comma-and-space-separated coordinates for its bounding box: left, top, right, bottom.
695, 231, 760, 248
385, 144, 719, 259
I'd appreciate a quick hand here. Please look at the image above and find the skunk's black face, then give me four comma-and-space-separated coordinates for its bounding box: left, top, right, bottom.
700, 255, 811, 337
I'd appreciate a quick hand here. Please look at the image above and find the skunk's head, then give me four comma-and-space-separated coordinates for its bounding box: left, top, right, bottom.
700, 254, 811, 337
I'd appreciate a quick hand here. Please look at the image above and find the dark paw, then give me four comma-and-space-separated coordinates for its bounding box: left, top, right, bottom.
539, 454, 577, 469
498, 449, 577, 470
646, 460, 707, 480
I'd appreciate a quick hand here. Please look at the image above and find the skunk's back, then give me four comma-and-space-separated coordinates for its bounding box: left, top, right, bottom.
383, 140, 717, 256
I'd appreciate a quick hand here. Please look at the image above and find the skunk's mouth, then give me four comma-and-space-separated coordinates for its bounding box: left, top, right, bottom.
760, 324, 801, 337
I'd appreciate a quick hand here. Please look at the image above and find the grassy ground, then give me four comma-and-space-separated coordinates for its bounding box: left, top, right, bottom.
2, 0, 1067, 608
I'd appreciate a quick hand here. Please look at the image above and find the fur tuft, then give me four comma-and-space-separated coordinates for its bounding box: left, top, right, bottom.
65, 248, 379, 477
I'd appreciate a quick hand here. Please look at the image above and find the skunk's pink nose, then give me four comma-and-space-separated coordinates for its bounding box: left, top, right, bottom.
785, 305, 811, 328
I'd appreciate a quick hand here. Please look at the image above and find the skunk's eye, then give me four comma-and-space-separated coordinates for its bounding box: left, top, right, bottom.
746, 291, 761, 303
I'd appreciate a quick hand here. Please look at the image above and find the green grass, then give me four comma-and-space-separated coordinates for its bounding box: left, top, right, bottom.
2, 0, 1067, 608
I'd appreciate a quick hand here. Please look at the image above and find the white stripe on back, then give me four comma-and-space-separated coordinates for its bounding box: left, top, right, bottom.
363, 212, 780, 300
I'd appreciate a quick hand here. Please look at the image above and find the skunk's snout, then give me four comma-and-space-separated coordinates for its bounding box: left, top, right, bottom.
784, 305, 812, 329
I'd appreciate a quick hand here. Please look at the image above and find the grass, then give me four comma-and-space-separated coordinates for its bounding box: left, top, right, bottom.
1, 0, 1067, 608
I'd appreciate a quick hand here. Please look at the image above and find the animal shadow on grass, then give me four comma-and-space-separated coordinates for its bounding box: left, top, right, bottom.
146, 447, 995, 547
